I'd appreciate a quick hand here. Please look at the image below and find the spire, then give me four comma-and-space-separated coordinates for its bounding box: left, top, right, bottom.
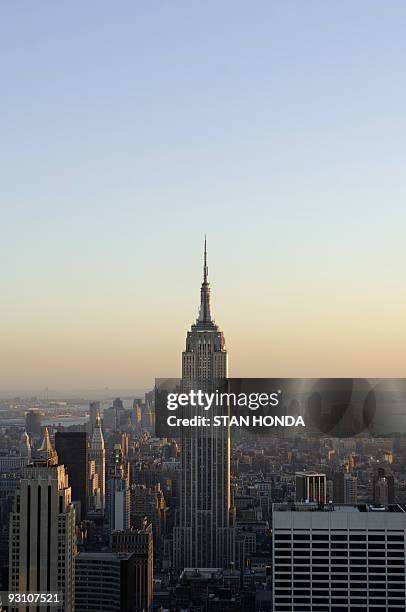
38, 427, 58, 465
92, 413, 105, 450
20, 430, 31, 459
39, 427, 51, 452
197, 236, 213, 326
203, 234, 208, 284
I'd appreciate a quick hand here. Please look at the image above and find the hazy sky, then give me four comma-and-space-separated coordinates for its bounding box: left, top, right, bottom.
1, 2, 406, 395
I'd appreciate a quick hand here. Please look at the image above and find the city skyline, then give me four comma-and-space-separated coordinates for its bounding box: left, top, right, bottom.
2, 4, 406, 610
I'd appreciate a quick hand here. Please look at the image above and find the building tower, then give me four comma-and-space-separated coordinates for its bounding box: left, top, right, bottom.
75, 551, 134, 612
19, 431, 31, 460
295, 471, 327, 504
272, 502, 406, 612
106, 445, 130, 534
111, 523, 154, 612
174, 238, 234, 569
55, 431, 89, 521
9, 449, 76, 611
333, 471, 358, 504
373, 467, 395, 505
89, 401, 100, 435
25, 410, 42, 437
89, 414, 106, 512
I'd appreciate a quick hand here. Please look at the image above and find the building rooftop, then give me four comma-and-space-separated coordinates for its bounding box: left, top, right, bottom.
76, 551, 133, 562
295, 471, 326, 477
273, 502, 406, 513
181, 568, 222, 580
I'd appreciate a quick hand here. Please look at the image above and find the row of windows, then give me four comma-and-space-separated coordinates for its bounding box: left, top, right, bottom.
275, 556, 405, 563
275, 581, 405, 587
275, 583, 405, 598
275, 596, 405, 602
275, 604, 405, 611
276, 559, 405, 565
276, 549, 404, 555
275, 544, 404, 550
275, 590, 405, 597
275, 572, 405, 579
275, 533, 404, 541
275, 607, 405, 612
275, 569, 405, 577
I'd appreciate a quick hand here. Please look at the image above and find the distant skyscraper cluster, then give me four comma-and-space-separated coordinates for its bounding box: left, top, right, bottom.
0, 241, 406, 611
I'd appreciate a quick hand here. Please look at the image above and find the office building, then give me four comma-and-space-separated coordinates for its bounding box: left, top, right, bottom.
89, 401, 100, 434
344, 474, 358, 504
173, 239, 234, 569
111, 524, 153, 612
106, 445, 130, 533
373, 467, 395, 505
55, 431, 89, 520
333, 472, 358, 504
272, 502, 406, 612
9, 439, 76, 612
89, 414, 105, 512
103, 405, 118, 432
295, 472, 327, 504
25, 410, 42, 436
75, 551, 134, 612
130, 483, 165, 538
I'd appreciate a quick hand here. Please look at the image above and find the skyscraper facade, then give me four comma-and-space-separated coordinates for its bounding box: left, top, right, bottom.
295, 472, 327, 504
25, 410, 42, 437
272, 502, 406, 612
9, 436, 76, 612
373, 467, 395, 505
89, 414, 106, 512
89, 401, 101, 435
55, 431, 89, 520
111, 524, 154, 612
75, 551, 134, 612
106, 445, 130, 533
333, 472, 358, 504
174, 239, 234, 569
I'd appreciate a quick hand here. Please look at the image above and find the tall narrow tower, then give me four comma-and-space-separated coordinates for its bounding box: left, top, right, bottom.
174, 238, 234, 569
90, 414, 106, 512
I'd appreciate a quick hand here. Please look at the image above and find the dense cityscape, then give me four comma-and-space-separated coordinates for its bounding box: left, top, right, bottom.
1, 247, 406, 611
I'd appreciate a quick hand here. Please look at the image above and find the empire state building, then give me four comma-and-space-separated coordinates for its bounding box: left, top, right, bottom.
174, 238, 234, 569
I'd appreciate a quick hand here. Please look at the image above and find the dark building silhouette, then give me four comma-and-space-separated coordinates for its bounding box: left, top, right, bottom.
25, 410, 42, 436
111, 524, 153, 612
113, 397, 124, 411
333, 471, 357, 504
75, 551, 134, 612
333, 472, 345, 503
373, 467, 395, 504
55, 431, 89, 520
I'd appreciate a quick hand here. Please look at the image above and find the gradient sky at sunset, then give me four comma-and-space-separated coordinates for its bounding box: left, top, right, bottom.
1, 2, 406, 395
